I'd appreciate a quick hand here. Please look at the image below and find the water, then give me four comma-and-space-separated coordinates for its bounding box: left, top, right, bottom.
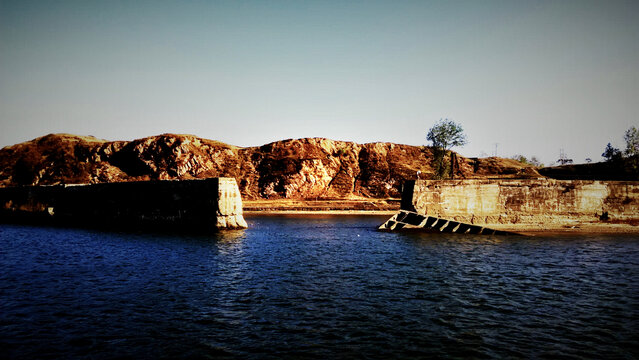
1, 215, 638, 359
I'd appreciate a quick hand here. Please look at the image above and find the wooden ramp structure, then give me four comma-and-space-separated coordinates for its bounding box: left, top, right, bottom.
378, 210, 520, 235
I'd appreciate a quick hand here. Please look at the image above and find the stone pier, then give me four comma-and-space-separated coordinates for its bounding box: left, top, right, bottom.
380, 179, 639, 234
0, 177, 247, 232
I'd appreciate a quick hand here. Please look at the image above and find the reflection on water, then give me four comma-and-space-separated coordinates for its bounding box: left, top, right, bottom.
215, 229, 247, 252
1, 216, 638, 359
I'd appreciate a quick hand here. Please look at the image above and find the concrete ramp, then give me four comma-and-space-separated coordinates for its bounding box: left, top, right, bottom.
379, 210, 519, 235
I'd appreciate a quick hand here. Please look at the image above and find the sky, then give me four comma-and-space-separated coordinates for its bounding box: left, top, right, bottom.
1, 0, 638, 165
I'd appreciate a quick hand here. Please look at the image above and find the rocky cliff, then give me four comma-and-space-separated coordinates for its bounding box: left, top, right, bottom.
0, 133, 541, 199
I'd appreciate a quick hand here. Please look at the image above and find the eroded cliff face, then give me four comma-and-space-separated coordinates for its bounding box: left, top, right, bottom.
0, 133, 541, 199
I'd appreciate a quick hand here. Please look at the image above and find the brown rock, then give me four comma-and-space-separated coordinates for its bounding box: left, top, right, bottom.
0, 133, 543, 199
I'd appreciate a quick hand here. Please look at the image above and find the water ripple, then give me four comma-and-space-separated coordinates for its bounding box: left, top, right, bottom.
1, 217, 638, 359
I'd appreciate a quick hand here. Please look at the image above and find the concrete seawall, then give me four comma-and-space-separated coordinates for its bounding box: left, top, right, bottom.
402, 179, 639, 229
0, 178, 247, 232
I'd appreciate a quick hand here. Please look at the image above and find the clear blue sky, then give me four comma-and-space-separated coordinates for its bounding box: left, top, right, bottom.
1, 0, 638, 165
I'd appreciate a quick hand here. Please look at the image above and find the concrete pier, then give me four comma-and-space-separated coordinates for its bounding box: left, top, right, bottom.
405, 179, 639, 226
0, 178, 247, 232
380, 179, 639, 234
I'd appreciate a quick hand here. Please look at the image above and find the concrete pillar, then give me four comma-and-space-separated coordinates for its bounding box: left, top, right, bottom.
215, 178, 248, 229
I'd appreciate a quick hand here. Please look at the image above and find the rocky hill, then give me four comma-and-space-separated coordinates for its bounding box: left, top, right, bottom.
0, 133, 541, 199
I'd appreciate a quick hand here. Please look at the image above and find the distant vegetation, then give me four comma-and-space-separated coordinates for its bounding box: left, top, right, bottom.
510, 155, 543, 168
600, 126, 639, 178
602, 127, 638, 161
602, 143, 622, 162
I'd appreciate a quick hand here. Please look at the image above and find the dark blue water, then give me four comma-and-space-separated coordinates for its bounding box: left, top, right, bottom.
1, 215, 638, 359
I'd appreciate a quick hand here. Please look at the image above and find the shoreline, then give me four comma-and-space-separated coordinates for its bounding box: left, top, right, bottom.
244, 210, 396, 216
243, 198, 401, 216
243, 209, 639, 235
495, 223, 639, 236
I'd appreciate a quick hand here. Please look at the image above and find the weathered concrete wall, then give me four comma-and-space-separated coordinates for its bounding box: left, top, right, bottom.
214, 178, 248, 229
404, 179, 639, 226
0, 178, 247, 231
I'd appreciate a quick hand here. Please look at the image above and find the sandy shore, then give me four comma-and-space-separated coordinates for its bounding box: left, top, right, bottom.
243, 198, 400, 215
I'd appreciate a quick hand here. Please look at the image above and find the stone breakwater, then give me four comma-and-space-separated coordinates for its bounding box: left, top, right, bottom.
0, 178, 247, 231
401, 179, 639, 229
